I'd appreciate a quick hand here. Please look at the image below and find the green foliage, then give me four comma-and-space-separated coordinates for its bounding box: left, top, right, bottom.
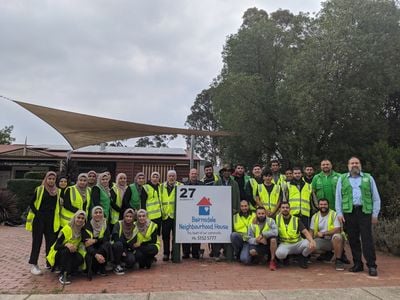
0, 190, 20, 223
374, 218, 400, 256
24, 171, 46, 180
135, 135, 177, 148
0, 125, 15, 145
7, 179, 41, 214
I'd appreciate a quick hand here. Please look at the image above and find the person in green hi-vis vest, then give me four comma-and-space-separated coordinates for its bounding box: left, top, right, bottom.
335, 156, 381, 277
91, 172, 111, 221
312, 159, 340, 210
123, 172, 146, 212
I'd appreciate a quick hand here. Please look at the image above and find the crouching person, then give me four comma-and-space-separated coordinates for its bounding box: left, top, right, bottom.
310, 198, 344, 271
275, 202, 316, 268
244, 206, 278, 271
134, 209, 160, 269
112, 208, 138, 275
47, 210, 87, 285
231, 200, 255, 262
82, 206, 113, 279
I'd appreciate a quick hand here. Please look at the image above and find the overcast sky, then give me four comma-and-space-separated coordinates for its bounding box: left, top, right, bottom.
0, 0, 322, 148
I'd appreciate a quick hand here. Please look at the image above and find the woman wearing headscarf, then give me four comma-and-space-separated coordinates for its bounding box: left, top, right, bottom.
47, 210, 87, 285
57, 175, 69, 199
112, 208, 138, 275
110, 173, 128, 230
142, 171, 162, 235
91, 172, 111, 221
60, 173, 91, 227
123, 172, 146, 211
26, 171, 61, 275
82, 206, 112, 279
134, 209, 160, 269
87, 170, 97, 189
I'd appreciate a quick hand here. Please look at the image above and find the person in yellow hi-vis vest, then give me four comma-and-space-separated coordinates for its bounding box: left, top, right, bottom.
244, 164, 263, 212
160, 170, 182, 261
27, 171, 61, 276
256, 170, 283, 219
134, 209, 160, 269
109, 173, 129, 231
47, 210, 87, 285
142, 172, 162, 235
60, 173, 91, 227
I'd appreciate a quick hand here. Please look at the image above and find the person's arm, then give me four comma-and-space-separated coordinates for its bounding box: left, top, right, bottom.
247, 225, 257, 245
91, 186, 101, 207
141, 187, 147, 210
335, 177, 344, 220
122, 187, 132, 211
112, 222, 121, 243
53, 232, 66, 251
29, 189, 39, 214
63, 187, 78, 213
263, 219, 278, 239
245, 181, 257, 207
110, 189, 121, 212
370, 176, 381, 221
300, 221, 316, 250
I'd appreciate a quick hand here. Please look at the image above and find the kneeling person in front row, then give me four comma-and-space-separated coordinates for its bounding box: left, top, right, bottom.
275, 202, 316, 268
245, 206, 278, 271
310, 198, 344, 271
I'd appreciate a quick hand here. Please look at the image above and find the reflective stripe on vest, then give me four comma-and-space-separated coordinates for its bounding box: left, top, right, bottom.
60, 186, 91, 227
110, 186, 123, 224
143, 184, 162, 220
233, 213, 255, 234
258, 183, 280, 211
288, 183, 312, 217
250, 219, 272, 237
313, 210, 336, 238
25, 186, 61, 232
276, 214, 301, 244
161, 181, 182, 220
117, 220, 138, 243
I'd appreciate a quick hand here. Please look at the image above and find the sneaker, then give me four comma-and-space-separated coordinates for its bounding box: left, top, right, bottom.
299, 256, 308, 269
214, 256, 222, 262
335, 259, 345, 271
59, 273, 71, 285
368, 267, 378, 277
30, 265, 42, 275
97, 266, 107, 276
269, 260, 277, 271
113, 265, 125, 275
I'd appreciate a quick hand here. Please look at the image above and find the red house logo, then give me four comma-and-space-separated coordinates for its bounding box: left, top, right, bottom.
197, 197, 212, 215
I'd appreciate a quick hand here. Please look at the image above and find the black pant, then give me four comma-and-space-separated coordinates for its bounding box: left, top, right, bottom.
182, 243, 200, 258
86, 241, 113, 273
29, 212, 57, 265
151, 217, 162, 236
135, 244, 158, 268
55, 247, 84, 275
344, 207, 377, 268
112, 241, 136, 268
162, 217, 174, 255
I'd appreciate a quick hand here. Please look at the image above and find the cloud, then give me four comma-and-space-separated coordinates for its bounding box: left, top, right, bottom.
0, 0, 321, 147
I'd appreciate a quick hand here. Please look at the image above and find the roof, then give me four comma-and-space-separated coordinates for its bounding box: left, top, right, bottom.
197, 197, 212, 206
13, 100, 233, 149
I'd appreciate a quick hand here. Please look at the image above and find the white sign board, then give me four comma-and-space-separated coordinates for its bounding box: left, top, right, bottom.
175, 185, 232, 243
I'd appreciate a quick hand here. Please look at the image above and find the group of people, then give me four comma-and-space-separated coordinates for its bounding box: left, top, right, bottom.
26, 155, 381, 285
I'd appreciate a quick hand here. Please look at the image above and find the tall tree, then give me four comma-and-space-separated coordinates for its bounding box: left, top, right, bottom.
135, 135, 176, 148
0, 125, 15, 145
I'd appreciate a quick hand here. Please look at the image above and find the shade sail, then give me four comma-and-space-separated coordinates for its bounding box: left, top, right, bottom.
13, 100, 232, 150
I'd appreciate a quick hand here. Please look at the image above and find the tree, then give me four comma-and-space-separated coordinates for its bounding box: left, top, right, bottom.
0, 125, 15, 145
185, 89, 220, 164
135, 135, 177, 148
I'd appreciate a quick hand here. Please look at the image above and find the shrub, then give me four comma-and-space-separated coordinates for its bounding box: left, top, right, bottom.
7, 179, 41, 214
0, 190, 20, 224
373, 218, 400, 256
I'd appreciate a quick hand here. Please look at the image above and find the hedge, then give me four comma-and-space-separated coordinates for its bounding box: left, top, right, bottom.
7, 179, 41, 214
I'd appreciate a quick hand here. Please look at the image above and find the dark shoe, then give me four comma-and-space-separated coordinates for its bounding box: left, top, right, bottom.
162, 254, 169, 262
341, 253, 351, 264
299, 256, 308, 269
182, 254, 190, 259
317, 251, 333, 262
192, 254, 200, 259
368, 267, 378, 276
349, 264, 364, 272
335, 259, 345, 271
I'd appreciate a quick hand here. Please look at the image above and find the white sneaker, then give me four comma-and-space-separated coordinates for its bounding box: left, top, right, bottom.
30, 265, 42, 275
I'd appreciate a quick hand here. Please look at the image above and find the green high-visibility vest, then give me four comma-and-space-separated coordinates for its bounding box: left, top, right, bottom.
340, 173, 373, 214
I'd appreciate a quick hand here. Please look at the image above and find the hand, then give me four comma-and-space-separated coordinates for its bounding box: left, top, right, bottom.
317, 232, 324, 238
259, 237, 267, 245
372, 216, 378, 225
95, 254, 105, 264
338, 215, 345, 224
134, 242, 141, 248
65, 243, 77, 253
255, 235, 263, 244
309, 240, 316, 251
122, 252, 127, 257
87, 239, 96, 246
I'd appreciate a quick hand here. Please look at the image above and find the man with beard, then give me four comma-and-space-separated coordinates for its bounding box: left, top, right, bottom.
286, 167, 313, 229
232, 164, 251, 201
303, 165, 315, 184
245, 164, 263, 212
310, 199, 344, 271
336, 157, 381, 276
270, 160, 286, 188
230, 200, 255, 262
201, 163, 219, 185
275, 202, 316, 268
312, 159, 340, 210
246, 206, 278, 270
